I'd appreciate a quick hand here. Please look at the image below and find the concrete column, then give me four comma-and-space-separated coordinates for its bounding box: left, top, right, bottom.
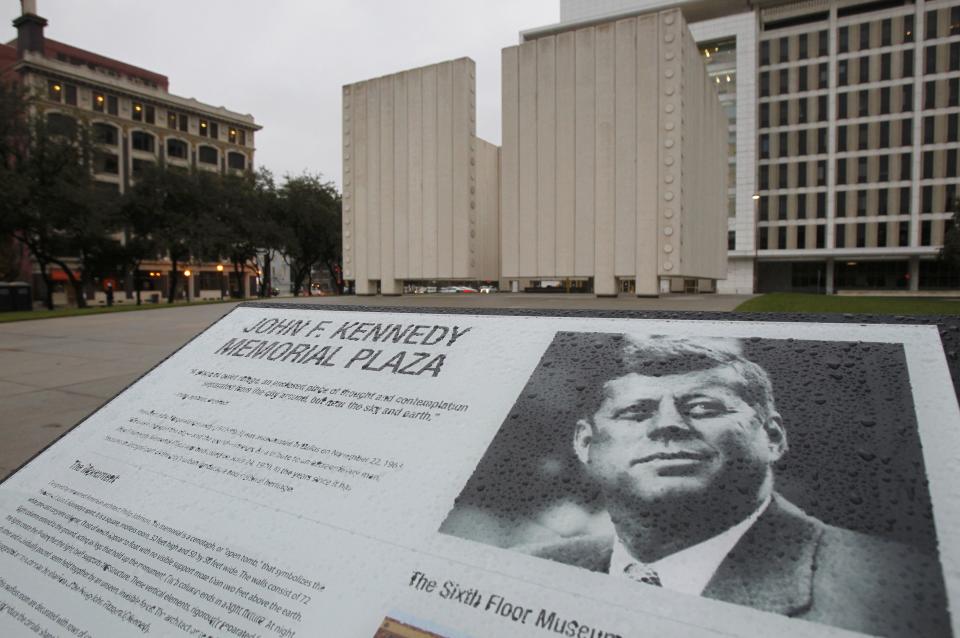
355, 279, 376, 295
636, 274, 658, 297
909, 256, 920, 291
825, 258, 835, 294
381, 279, 402, 295
595, 275, 617, 297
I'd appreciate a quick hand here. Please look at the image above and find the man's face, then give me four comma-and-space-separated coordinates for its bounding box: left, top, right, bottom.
574, 366, 786, 508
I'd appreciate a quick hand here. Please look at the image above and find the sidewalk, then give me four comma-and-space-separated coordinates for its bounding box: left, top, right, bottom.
0, 293, 750, 478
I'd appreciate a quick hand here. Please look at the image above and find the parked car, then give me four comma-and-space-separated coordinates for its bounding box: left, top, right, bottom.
479, 285, 497, 294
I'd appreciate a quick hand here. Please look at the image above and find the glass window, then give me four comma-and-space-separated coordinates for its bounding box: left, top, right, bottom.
778, 194, 788, 219
838, 59, 848, 85
881, 19, 892, 46
47, 80, 62, 101
779, 69, 789, 95
949, 113, 959, 142
921, 220, 932, 245
168, 112, 177, 128
817, 191, 827, 217
131, 131, 155, 153
167, 138, 188, 159
925, 80, 936, 109
901, 152, 912, 180
818, 62, 828, 89
758, 227, 769, 249
145, 105, 155, 125
818, 29, 829, 57
859, 23, 871, 50
93, 93, 105, 112
857, 190, 868, 216
728, 230, 736, 251
92, 122, 118, 145
760, 40, 770, 66
198, 145, 218, 165
818, 127, 827, 152
904, 15, 914, 43
759, 195, 769, 220
779, 37, 789, 62
760, 133, 770, 159
836, 222, 846, 246
132, 102, 144, 122
902, 49, 914, 76
818, 94, 828, 121
879, 188, 888, 215
64, 84, 76, 106
859, 122, 869, 150
93, 151, 119, 174
798, 129, 807, 156
759, 165, 769, 189
817, 224, 826, 247
817, 160, 827, 186
950, 78, 959, 107
837, 158, 847, 184
778, 226, 787, 249
900, 187, 911, 214
858, 156, 868, 183
838, 125, 848, 152
926, 10, 938, 40
839, 26, 849, 53
879, 154, 890, 181
952, 42, 960, 71
107, 95, 118, 116
947, 148, 958, 177
858, 89, 869, 116
880, 86, 891, 114
902, 118, 912, 145
924, 115, 935, 144
799, 34, 808, 59
798, 66, 808, 92
923, 150, 934, 179
902, 83, 913, 111
210, 122, 219, 140
760, 72, 770, 97
839, 92, 848, 118
778, 101, 788, 127
881, 52, 891, 80
798, 192, 807, 218
859, 56, 870, 84
227, 152, 246, 170
778, 162, 788, 188
760, 103, 770, 128
926, 45, 938, 74
179, 114, 188, 132
798, 98, 808, 123
856, 223, 866, 248
199, 119, 209, 137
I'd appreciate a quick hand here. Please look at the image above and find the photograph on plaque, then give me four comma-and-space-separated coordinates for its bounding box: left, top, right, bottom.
439, 331, 953, 637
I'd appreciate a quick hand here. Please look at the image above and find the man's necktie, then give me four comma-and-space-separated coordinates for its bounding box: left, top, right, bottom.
624, 563, 662, 587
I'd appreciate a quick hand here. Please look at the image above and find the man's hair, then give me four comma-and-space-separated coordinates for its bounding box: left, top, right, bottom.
592, 335, 778, 422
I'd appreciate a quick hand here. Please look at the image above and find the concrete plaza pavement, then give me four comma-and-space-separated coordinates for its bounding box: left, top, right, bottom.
0, 292, 750, 479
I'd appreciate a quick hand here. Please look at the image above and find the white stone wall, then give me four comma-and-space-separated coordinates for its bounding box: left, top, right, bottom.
342, 59, 496, 294
716, 256, 755, 294
501, 10, 728, 295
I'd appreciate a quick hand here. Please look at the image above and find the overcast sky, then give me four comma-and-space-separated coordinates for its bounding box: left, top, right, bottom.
5, 0, 559, 188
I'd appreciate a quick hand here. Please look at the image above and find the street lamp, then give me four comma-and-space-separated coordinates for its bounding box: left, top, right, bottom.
216, 264, 225, 300
183, 269, 192, 303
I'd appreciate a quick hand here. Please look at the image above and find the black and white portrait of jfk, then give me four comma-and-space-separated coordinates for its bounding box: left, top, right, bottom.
440, 333, 952, 638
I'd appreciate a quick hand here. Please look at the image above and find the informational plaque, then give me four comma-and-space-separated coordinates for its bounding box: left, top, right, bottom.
1, 305, 958, 638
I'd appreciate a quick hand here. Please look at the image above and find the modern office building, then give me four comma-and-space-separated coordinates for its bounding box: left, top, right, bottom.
528, 0, 960, 293
1, 1, 266, 304
344, 9, 729, 296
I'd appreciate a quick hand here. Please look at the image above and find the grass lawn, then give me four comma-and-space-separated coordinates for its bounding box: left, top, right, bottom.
0, 298, 240, 323
736, 292, 960, 315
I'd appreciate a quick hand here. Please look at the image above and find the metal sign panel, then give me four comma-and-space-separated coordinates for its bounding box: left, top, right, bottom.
1, 305, 958, 638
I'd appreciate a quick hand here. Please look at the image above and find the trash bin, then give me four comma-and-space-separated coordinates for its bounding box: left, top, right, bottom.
0, 282, 31, 312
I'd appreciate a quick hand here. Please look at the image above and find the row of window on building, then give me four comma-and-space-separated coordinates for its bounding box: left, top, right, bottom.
747, 217, 949, 251
759, 78, 959, 128
759, 6, 960, 67
46, 79, 249, 146
757, 182, 957, 220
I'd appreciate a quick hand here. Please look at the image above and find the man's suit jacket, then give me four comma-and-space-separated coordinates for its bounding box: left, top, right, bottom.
520, 495, 951, 637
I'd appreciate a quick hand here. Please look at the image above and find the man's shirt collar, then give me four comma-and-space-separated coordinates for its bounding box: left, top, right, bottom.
609, 495, 772, 596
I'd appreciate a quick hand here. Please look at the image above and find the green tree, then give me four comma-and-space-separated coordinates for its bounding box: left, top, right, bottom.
278, 174, 341, 296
